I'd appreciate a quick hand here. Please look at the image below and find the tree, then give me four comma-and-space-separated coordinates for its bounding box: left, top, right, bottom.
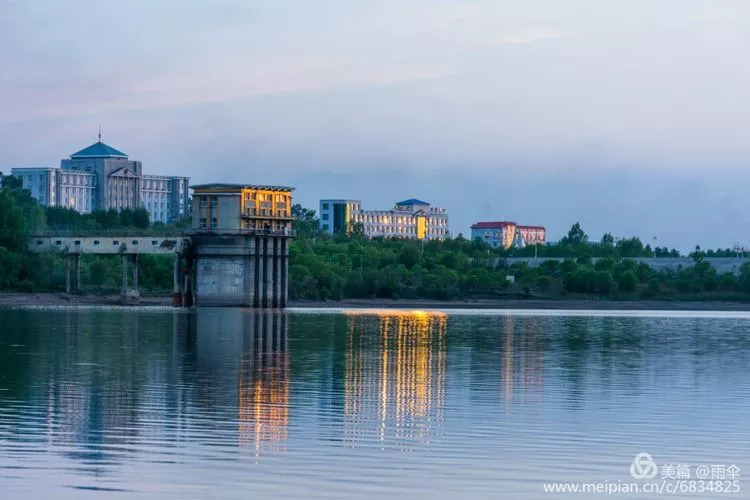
292, 203, 322, 239
562, 222, 588, 246
618, 270, 638, 293
601, 232, 614, 247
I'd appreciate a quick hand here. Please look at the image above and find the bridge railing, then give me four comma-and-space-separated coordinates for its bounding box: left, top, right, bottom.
31, 227, 186, 237
188, 228, 296, 237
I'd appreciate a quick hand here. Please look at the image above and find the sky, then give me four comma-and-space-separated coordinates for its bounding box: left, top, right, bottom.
2, 0, 750, 251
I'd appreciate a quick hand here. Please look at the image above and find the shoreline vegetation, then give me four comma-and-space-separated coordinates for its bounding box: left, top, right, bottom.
3, 176, 750, 306
2, 292, 750, 311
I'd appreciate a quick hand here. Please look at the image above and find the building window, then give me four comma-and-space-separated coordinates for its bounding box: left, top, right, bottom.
132, 240, 139, 245
322, 224, 329, 230
210, 218, 217, 229
200, 196, 207, 208
36, 240, 43, 246
74, 240, 81, 246
322, 203, 329, 210
112, 240, 119, 245
322, 213, 329, 220
199, 218, 207, 229
93, 240, 100, 246
210, 196, 217, 207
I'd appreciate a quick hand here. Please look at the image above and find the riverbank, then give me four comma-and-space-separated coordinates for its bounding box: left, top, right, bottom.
0, 292, 173, 307
3, 292, 750, 310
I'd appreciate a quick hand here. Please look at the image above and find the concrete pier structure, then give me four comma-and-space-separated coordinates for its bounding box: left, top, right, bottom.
190, 183, 294, 308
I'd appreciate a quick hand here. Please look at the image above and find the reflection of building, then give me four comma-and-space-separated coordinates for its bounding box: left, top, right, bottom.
238, 313, 289, 452
318, 198, 449, 240
470, 221, 546, 249
343, 310, 447, 445
499, 316, 545, 407
11, 138, 190, 222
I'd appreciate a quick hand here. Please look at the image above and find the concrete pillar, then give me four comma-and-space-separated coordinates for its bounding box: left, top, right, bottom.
133, 254, 139, 292
273, 238, 281, 307
265, 237, 273, 308
250, 238, 256, 307
122, 254, 128, 293
75, 254, 81, 292
280, 238, 288, 307
65, 255, 71, 293
172, 254, 182, 306
257, 236, 266, 307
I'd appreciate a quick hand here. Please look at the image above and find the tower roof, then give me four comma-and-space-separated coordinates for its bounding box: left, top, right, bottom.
70, 141, 128, 159
396, 198, 429, 206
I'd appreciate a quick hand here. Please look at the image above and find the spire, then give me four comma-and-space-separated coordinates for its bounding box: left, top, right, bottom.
98, 124, 102, 141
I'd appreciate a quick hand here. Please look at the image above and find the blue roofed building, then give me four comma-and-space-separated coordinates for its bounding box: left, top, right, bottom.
319, 197, 449, 240
12, 137, 190, 223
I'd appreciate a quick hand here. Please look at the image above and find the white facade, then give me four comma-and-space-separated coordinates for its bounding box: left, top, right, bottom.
319, 198, 449, 240
11, 140, 190, 223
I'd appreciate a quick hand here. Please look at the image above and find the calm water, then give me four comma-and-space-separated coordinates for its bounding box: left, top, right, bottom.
0, 308, 749, 499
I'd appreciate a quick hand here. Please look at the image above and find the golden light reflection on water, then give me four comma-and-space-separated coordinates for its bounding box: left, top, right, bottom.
343, 310, 447, 447
238, 313, 289, 453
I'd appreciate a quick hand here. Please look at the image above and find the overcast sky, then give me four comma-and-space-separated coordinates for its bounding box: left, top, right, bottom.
2, 0, 750, 250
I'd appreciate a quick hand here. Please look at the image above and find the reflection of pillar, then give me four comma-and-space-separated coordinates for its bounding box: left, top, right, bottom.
121, 254, 128, 292
75, 253, 81, 291
65, 255, 71, 293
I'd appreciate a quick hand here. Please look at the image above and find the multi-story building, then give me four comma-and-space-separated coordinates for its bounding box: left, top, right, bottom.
191, 184, 293, 233
319, 199, 361, 235
318, 198, 449, 240
470, 221, 546, 249
10, 138, 190, 222
141, 175, 190, 224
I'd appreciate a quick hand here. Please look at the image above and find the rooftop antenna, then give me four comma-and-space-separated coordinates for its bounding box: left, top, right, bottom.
98, 124, 101, 141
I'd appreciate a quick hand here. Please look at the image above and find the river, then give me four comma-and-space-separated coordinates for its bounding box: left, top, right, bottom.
0, 307, 748, 499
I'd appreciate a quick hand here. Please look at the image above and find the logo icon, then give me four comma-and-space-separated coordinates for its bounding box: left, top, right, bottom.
630, 452, 658, 479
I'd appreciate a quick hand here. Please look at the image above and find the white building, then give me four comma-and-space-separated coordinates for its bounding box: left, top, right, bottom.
11, 138, 190, 223
318, 198, 449, 240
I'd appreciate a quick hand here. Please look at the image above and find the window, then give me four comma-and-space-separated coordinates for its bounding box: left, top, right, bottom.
36, 240, 42, 246
322, 224, 329, 230
199, 217, 207, 229
132, 240, 139, 245
74, 240, 81, 246
199, 196, 207, 208
322, 213, 329, 220
152, 240, 158, 245
322, 203, 329, 210
210, 196, 218, 207
112, 240, 119, 245
55, 240, 61, 245
93, 240, 100, 246
210, 218, 217, 229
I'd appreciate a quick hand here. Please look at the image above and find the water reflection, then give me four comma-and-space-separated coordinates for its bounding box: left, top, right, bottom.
1, 308, 749, 499
343, 310, 447, 447
238, 313, 289, 452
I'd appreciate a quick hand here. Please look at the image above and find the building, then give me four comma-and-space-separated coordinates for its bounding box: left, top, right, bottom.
189, 183, 294, 308
318, 198, 449, 240
470, 221, 546, 249
10, 138, 190, 223
319, 199, 361, 235
191, 184, 293, 233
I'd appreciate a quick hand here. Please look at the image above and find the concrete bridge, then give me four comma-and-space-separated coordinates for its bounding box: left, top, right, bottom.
29, 228, 292, 307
